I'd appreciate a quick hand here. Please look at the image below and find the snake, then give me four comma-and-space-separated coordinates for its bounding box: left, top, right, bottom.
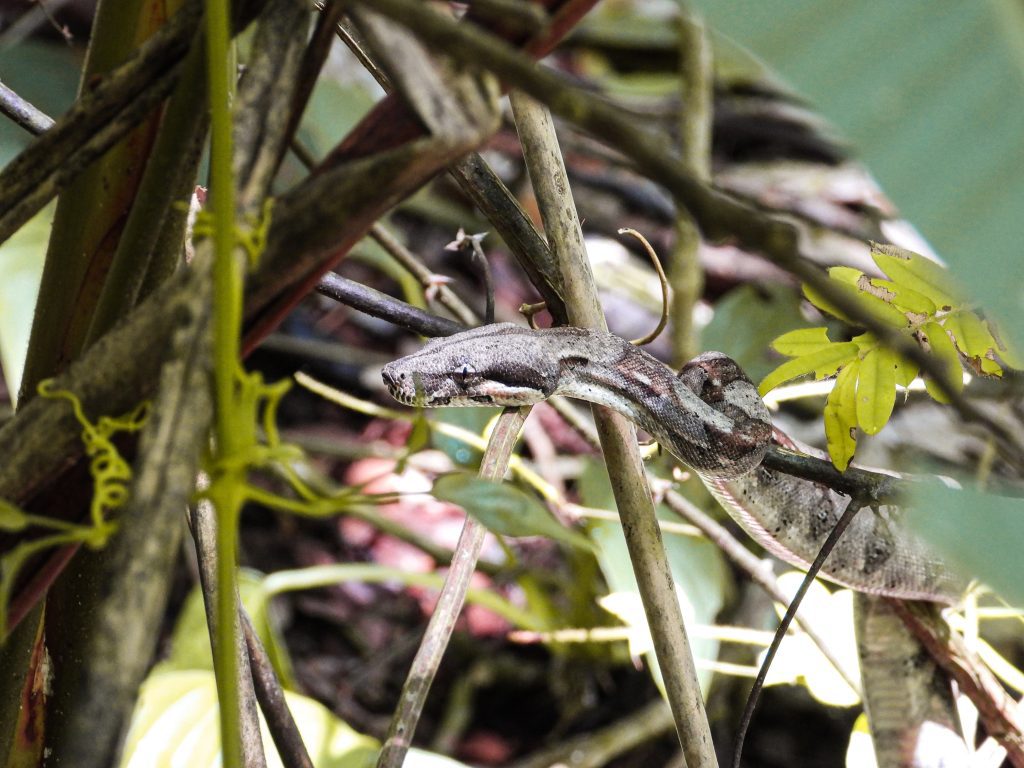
381, 322, 969, 766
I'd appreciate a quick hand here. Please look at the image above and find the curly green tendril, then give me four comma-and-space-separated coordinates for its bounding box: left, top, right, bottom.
38, 379, 149, 535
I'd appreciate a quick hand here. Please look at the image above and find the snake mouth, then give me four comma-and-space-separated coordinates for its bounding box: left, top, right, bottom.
386, 387, 450, 407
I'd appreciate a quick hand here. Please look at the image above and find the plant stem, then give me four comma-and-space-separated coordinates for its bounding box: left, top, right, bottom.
204, 0, 244, 763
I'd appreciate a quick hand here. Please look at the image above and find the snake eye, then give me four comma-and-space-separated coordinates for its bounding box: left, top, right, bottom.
456, 363, 477, 386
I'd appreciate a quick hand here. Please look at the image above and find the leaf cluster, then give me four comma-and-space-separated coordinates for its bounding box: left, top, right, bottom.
759, 245, 1021, 469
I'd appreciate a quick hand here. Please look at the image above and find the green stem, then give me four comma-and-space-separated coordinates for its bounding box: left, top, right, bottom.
204, 0, 243, 764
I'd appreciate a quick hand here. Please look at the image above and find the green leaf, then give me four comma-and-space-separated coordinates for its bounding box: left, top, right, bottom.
893, 356, 919, 388
0, 500, 28, 532
855, 347, 898, 435
581, 459, 730, 696
942, 312, 1003, 377
119, 670, 380, 768
758, 342, 860, 396
803, 278, 911, 329
871, 245, 964, 309
907, 481, 1024, 607
433, 473, 595, 552
770, 327, 833, 357
701, 283, 814, 382
920, 320, 963, 404
860, 277, 937, 316
824, 361, 860, 470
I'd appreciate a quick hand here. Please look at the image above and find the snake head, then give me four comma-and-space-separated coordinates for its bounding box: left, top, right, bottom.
382, 323, 559, 407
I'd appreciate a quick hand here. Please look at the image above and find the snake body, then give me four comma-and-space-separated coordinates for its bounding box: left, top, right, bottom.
382, 323, 967, 765
383, 323, 963, 603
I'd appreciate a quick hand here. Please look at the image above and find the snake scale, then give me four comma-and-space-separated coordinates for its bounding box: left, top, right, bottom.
382, 322, 969, 766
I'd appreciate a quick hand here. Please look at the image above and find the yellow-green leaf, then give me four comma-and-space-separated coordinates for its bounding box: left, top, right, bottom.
758, 342, 860, 396
943, 312, 1005, 377
944, 311, 992, 358
803, 279, 910, 329
920, 320, 963, 404
770, 327, 833, 357
856, 347, 898, 435
824, 361, 860, 470
433, 473, 595, 552
893, 356, 919, 388
828, 266, 865, 286
859, 277, 936, 315
871, 244, 964, 309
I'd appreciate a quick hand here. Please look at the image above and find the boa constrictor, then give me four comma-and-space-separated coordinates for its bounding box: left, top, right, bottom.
382, 323, 969, 766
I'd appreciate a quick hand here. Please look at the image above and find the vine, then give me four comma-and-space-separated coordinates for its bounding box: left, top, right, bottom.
0, 382, 148, 636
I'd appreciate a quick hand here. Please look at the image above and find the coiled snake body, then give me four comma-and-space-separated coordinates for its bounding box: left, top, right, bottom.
382, 323, 968, 765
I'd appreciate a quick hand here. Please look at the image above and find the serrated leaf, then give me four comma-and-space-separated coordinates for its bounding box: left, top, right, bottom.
803, 279, 910, 329
433, 473, 595, 552
770, 327, 834, 357
871, 244, 964, 309
824, 361, 859, 470
893, 356, 919, 388
860, 277, 936, 315
759, 342, 860, 396
856, 347, 898, 435
0, 500, 28, 532
920, 320, 963, 404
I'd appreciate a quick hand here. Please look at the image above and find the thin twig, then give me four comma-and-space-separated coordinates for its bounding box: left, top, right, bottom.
0, 80, 55, 136
618, 228, 669, 346
731, 498, 866, 768
510, 88, 717, 768
375, 406, 531, 768
316, 272, 465, 337
190, 498, 269, 768
370, 224, 479, 326
669, 7, 712, 365
508, 698, 674, 768
664, 490, 861, 695
241, 608, 315, 768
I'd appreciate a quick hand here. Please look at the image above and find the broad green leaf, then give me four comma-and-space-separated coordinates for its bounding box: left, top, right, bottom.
0, 500, 28, 532
770, 327, 833, 357
758, 342, 860, 396
860, 277, 936, 316
433, 473, 595, 552
872, 245, 964, 310
893, 356, 919, 388
907, 482, 1024, 607
0, 205, 49, 402
764, 573, 860, 708
920, 320, 963, 404
160, 570, 296, 689
120, 670, 380, 768
855, 347, 898, 435
824, 361, 859, 470
581, 459, 730, 696
803, 279, 910, 329
701, 283, 813, 382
